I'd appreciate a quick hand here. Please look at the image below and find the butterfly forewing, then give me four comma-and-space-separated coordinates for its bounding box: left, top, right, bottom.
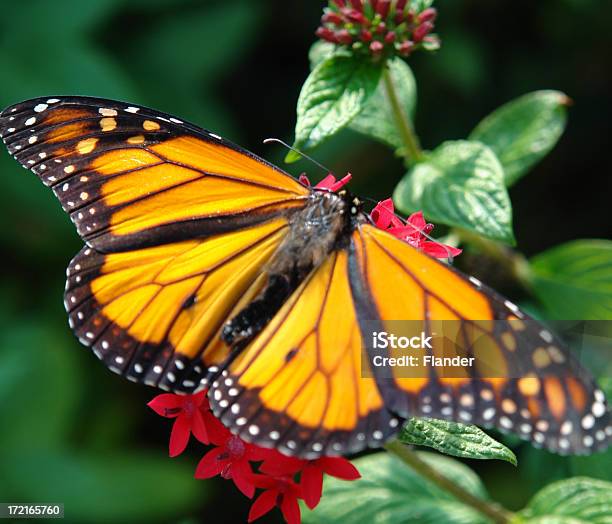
0, 96, 309, 252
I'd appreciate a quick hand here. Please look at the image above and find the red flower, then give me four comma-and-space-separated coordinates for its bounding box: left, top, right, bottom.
147, 390, 217, 457
195, 432, 270, 498
299, 172, 352, 192
248, 474, 303, 524
259, 452, 361, 509
371, 199, 462, 259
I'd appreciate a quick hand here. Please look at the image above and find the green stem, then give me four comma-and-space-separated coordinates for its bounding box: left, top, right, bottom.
382, 65, 424, 165
385, 441, 515, 524
457, 228, 533, 291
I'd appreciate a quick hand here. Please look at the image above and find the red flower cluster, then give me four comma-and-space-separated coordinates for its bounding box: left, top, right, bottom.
316, 0, 440, 59
371, 198, 462, 259
148, 392, 360, 524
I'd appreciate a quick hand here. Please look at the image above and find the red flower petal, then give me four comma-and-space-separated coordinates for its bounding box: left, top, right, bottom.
280, 493, 301, 524
169, 415, 191, 457
420, 241, 462, 259
407, 210, 426, 231
314, 174, 336, 190
194, 448, 225, 479
328, 173, 352, 192
147, 393, 185, 417
259, 454, 304, 476
249, 473, 280, 490
301, 463, 323, 509
248, 490, 278, 523
230, 460, 256, 499
204, 411, 232, 445
190, 409, 210, 445
318, 457, 361, 480
371, 198, 396, 229
298, 174, 311, 186
191, 389, 209, 409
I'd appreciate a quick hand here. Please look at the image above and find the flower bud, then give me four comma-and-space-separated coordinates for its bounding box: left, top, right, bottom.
375, 0, 390, 18
398, 40, 414, 56
376, 21, 387, 34
396, 0, 407, 11
418, 8, 437, 23
322, 12, 344, 25
316, 27, 338, 43
336, 29, 353, 44
370, 40, 384, 54
360, 29, 373, 42
346, 9, 367, 24
349, 0, 363, 11
384, 31, 396, 43
413, 21, 433, 42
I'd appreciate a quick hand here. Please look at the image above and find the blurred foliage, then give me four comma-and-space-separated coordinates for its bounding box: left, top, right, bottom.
0, 0, 611, 523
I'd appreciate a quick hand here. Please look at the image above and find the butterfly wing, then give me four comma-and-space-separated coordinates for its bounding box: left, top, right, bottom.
66, 219, 288, 392
209, 223, 609, 457
352, 224, 610, 455
210, 249, 400, 458
0, 96, 309, 252
0, 96, 311, 390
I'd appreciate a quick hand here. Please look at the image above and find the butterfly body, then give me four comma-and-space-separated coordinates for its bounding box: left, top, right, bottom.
1, 96, 609, 458
222, 188, 357, 349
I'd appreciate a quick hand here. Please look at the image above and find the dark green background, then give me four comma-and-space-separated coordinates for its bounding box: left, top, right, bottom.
0, 1, 610, 523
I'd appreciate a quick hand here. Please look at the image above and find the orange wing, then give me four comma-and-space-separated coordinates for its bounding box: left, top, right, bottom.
66, 219, 288, 391
352, 224, 610, 455
0, 96, 309, 252
0, 96, 311, 390
210, 223, 609, 457
210, 250, 399, 458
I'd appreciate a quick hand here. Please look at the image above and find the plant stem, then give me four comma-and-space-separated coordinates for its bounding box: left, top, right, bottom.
382, 65, 424, 165
457, 228, 533, 291
385, 441, 515, 524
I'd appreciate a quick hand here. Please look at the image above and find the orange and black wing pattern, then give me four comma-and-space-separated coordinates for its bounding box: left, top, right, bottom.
0, 96, 309, 390
209, 224, 609, 458
0, 96, 309, 252
210, 250, 400, 458
351, 224, 610, 455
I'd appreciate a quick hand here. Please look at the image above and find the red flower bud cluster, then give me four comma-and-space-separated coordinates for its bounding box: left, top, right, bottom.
316, 0, 440, 59
148, 391, 360, 524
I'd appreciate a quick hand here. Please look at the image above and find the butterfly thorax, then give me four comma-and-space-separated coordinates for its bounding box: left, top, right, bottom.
222, 190, 354, 349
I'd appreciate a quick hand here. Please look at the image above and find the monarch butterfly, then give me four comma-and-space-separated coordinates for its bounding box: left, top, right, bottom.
1, 96, 609, 459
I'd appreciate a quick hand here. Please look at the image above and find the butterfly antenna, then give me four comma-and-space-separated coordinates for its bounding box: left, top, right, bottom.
263, 138, 331, 174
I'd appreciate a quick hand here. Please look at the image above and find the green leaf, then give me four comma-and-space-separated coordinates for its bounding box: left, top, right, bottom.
519, 477, 612, 524
289, 54, 382, 162
469, 90, 570, 185
308, 40, 339, 68
303, 452, 489, 524
349, 59, 417, 151
529, 240, 612, 320
393, 140, 515, 243
400, 418, 517, 465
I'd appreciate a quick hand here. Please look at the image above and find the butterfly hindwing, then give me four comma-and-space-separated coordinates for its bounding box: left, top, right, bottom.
210, 250, 399, 458
65, 219, 290, 391
0, 96, 309, 252
353, 224, 610, 454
